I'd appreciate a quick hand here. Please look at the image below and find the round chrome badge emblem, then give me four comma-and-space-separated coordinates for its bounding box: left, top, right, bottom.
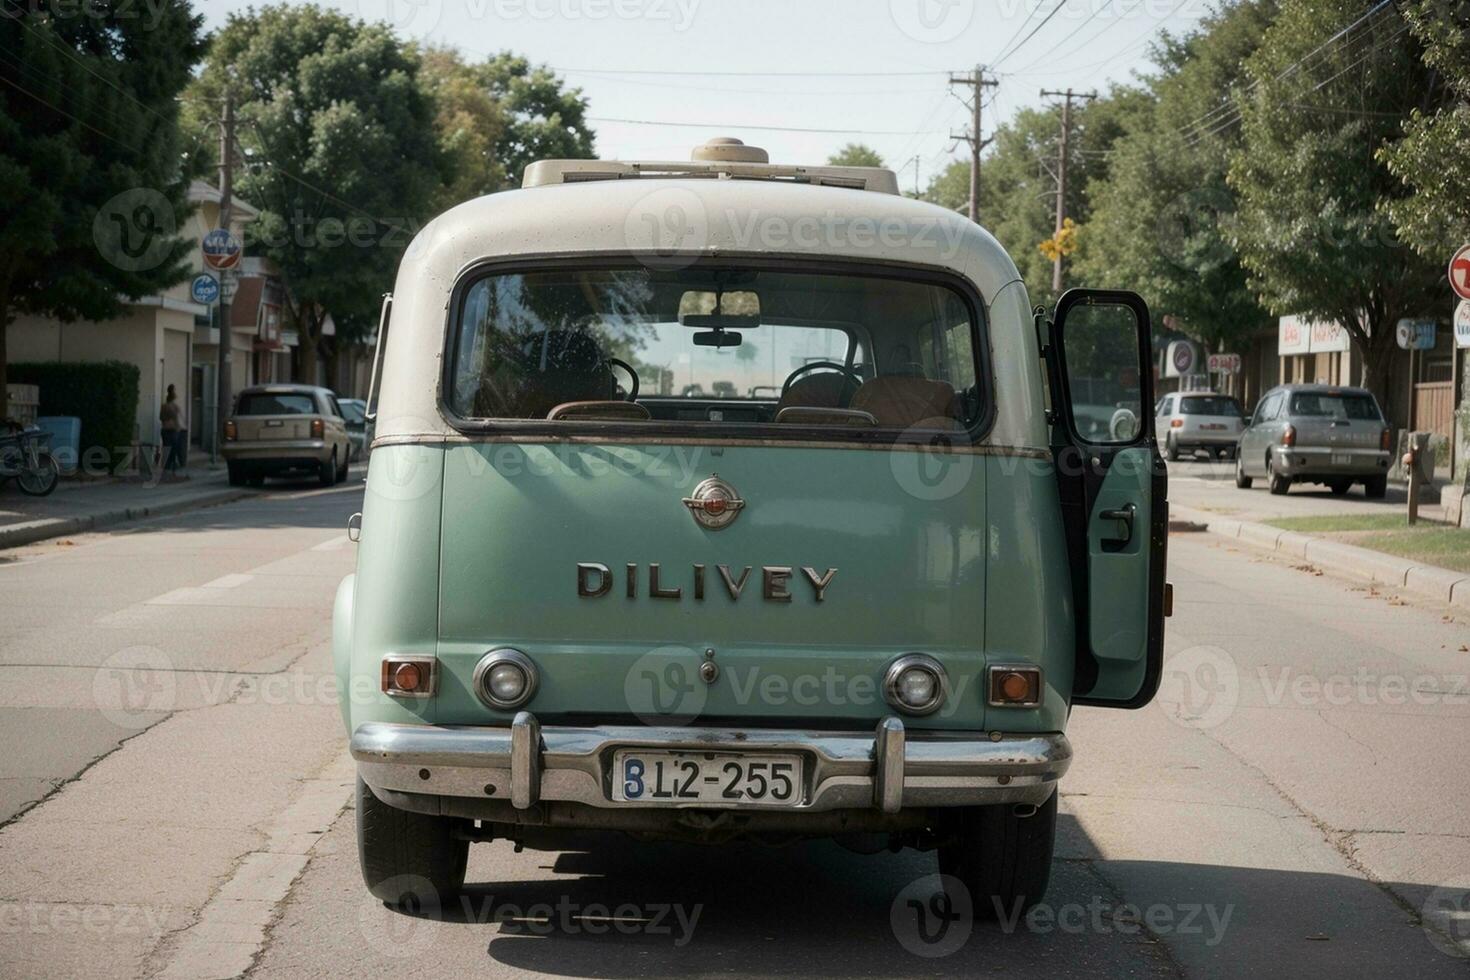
682, 475, 745, 530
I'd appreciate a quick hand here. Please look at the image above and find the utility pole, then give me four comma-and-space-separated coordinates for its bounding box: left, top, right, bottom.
1040, 87, 1096, 292
215, 89, 235, 462
949, 65, 997, 222
911, 155, 921, 197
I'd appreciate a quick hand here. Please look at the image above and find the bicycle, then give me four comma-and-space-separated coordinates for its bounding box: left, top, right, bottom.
0, 420, 60, 496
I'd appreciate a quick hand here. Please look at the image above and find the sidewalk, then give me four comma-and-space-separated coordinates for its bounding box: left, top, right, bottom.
1172, 502, 1470, 611
0, 460, 252, 550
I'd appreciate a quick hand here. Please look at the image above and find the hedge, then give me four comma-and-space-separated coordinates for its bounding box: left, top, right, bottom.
10, 360, 140, 471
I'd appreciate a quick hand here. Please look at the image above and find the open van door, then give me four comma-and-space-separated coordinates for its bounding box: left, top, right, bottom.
1044, 289, 1167, 708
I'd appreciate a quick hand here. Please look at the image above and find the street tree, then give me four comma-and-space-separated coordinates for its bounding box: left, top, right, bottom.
1378, 0, 1470, 257
418, 46, 508, 209
0, 2, 204, 396
827, 143, 885, 168
1077, 0, 1277, 352
481, 53, 595, 190
190, 4, 446, 381
1228, 0, 1442, 403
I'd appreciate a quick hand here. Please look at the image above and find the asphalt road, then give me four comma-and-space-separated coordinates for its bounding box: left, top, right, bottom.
1, 473, 1468, 978
1165, 456, 1448, 522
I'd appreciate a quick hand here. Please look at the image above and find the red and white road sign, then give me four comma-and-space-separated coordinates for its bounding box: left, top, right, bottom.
202, 228, 241, 271
1207, 353, 1241, 374
1450, 244, 1470, 301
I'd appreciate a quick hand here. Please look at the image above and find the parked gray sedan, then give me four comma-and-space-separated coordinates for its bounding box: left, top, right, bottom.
1234, 384, 1391, 497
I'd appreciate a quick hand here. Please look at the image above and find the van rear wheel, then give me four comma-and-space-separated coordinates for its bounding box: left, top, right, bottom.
356, 777, 468, 909
937, 791, 1057, 919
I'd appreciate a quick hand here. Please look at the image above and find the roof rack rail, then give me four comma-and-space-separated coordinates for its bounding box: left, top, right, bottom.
523, 137, 900, 195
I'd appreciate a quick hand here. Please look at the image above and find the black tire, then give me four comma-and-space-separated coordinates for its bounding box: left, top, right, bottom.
938, 791, 1057, 920
1328, 478, 1351, 496
227, 462, 246, 487
1267, 456, 1291, 496
1165, 437, 1180, 462
356, 777, 468, 909
337, 446, 350, 482
1234, 454, 1253, 489
17, 451, 59, 496
1364, 475, 1388, 499
319, 449, 337, 487
247, 475, 266, 488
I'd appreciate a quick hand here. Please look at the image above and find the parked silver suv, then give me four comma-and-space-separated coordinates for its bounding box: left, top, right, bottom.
1235, 384, 1391, 497
1154, 391, 1245, 461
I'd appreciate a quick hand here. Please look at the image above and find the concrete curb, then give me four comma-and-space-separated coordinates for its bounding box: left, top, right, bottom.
1172, 503, 1470, 611
0, 487, 253, 550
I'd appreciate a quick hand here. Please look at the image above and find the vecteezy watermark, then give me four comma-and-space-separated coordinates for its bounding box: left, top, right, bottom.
0, 903, 173, 938
1423, 881, 1470, 958
1157, 644, 1239, 730
888, 424, 976, 502
1258, 668, 1470, 708
625, 645, 709, 725
92, 646, 177, 729
993, 896, 1232, 946
890, 874, 973, 957
1, 0, 173, 30
93, 187, 177, 273
471, 0, 700, 30
889, 0, 974, 44
620, 190, 973, 271
244, 209, 423, 253
350, 0, 445, 34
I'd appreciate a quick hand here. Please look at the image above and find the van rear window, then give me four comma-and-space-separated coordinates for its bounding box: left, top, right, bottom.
445, 265, 984, 434
1289, 392, 1380, 420
1179, 396, 1242, 417
237, 393, 316, 415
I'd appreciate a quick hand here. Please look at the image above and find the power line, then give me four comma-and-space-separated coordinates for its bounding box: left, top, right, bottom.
990, 1, 1051, 67
554, 66, 953, 78
995, 1, 1075, 70
1011, 0, 1119, 74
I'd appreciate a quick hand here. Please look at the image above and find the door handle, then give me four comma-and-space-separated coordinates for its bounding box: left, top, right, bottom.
1099, 503, 1136, 544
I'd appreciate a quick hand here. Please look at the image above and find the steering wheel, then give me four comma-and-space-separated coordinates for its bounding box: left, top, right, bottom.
780, 361, 865, 403
607, 357, 640, 402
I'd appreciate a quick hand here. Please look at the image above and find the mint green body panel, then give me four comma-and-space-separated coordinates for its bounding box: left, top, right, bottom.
1085, 446, 1153, 701
337, 441, 1078, 735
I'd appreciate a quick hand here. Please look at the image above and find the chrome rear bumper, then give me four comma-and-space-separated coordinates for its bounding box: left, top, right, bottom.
351, 714, 1071, 813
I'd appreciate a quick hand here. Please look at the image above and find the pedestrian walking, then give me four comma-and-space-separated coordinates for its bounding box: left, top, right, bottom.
160, 384, 187, 479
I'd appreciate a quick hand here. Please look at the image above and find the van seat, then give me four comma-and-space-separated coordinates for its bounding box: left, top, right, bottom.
850, 376, 959, 430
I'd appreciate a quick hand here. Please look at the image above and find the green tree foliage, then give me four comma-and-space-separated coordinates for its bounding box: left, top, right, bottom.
1229, 0, 1442, 401
189, 4, 446, 379
1077, 1, 1277, 350
1378, 1, 1470, 256
925, 89, 1145, 308
827, 143, 885, 168
481, 53, 595, 189
418, 45, 508, 208
0, 2, 204, 396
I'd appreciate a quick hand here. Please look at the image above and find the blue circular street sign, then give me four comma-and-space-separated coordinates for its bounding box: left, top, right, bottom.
191, 273, 220, 305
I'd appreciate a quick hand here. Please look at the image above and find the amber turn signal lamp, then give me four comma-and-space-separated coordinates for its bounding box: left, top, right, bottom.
987, 665, 1042, 708
1170, 418, 1184, 428
381, 655, 436, 698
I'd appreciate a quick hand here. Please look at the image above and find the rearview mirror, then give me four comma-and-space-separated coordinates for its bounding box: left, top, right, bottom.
693, 330, 742, 348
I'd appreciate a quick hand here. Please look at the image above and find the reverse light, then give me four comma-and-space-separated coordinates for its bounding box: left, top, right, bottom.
381, 655, 436, 699
224, 419, 237, 441
473, 648, 538, 709
311, 418, 325, 439
883, 654, 948, 716
988, 665, 1043, 708
1282, 424, 1296, 448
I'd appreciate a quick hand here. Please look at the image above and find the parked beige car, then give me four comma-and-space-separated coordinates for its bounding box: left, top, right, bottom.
223, 385, 352, 487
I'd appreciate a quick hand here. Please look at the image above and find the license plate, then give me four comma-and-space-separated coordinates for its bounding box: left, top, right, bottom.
1202, 423, 1225, 431
612, 750, 802, 806
1331, 453, 1352, 466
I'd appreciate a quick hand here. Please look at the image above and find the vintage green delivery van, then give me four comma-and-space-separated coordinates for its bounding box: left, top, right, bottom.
336, 138, 1167, 915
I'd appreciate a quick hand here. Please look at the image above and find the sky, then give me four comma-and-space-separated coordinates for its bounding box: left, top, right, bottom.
201, 0, 1214, 188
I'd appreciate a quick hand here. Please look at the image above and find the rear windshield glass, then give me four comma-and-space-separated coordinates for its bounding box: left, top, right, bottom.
1289, 392, 1380, 420
1179, 396, 1242, 416
446, 266, 983, 433
236, 393, 316, 416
